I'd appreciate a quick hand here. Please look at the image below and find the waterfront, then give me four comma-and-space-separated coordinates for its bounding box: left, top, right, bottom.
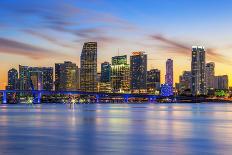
1, 103, 232, 155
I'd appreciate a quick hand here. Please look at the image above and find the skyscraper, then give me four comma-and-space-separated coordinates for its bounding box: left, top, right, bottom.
100, 62, 111, 83
178, 71, 192, 95
30, 70, 43, 90
80, 42, 97, 92
19, 65, 30, 90
205, 62, 215, 90
111, 55, 130, 93
7, 68, 18, 90
191, 46, 206, 95
214, 75, 228, 90
55, 61, 79, 91
41, 67, 53, 91
165, 59, 173, 87
130, 52, 147, 93
147, 69, 160, 94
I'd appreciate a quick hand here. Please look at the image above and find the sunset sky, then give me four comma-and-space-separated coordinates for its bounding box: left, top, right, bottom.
0, 0, 232, 89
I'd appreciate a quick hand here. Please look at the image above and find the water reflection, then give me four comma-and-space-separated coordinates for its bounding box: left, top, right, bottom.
1, 103, 232, 154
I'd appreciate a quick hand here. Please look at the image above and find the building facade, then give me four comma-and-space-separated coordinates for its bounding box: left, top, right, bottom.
147, 69, 160, 94
165, 59, 173, 87
111, 55, 130, 93
178, 71, 192, 95
55, 61, 78, 91
205, 62, 215, 90
130, 52, 147, 93
7, 68, 19, 90
80, 42, 97, 92
191, 46, 206, 95
100, 62, 111, 83
214, 75, 228, 90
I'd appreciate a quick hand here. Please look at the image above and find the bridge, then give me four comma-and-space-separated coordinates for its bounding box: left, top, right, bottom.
0, 90, 158, 104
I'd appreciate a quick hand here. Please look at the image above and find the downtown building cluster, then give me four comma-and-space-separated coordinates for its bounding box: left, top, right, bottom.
6, 43, 229, 97
176, 46, 229, 96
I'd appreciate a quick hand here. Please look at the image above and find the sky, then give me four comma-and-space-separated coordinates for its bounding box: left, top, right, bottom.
0, 0, 232, 89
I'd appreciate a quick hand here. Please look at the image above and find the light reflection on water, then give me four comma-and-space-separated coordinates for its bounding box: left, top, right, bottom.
1, 103, 232, 155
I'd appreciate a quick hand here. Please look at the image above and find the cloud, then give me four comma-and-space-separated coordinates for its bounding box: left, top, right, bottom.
23, 29, 77, 49
0, 37, 67, 59
150, 34, 231, 64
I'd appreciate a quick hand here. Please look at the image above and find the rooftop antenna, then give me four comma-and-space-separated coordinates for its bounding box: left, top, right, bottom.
117, 48, 120, 56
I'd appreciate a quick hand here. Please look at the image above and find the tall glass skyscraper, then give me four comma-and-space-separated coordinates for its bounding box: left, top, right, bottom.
205, 62, 215, 90
111, 55, 130, 93
130, 52, 147, 93
147, 69, 160, 94
19, 66, 53, 91
55, 61, 79, 91
100, 62, 111, 83
80, 42, 97, 92
165, 59, 173, 87
7, 68, 18, 90
191, 46, 206, 95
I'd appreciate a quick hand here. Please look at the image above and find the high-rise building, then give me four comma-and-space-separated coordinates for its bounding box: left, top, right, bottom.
19, 66, 53, 91
101, 62, 111, 83
19, 65, 30, 90
178, 71, 192, 95
130, 52, 147, 93
191, 46, 206, 95
111, 55, 130, 93
55, 61, 79, 91
165, 59, 173, 87
147, 69, 160, 94
7, 68, 18, 90
30, 70, 43, 90
205, 62, 215, 90
214, 75, 228, 90
80, 42, 97, 92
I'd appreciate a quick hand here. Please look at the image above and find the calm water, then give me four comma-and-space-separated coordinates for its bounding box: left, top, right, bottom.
1, 103, 232, 155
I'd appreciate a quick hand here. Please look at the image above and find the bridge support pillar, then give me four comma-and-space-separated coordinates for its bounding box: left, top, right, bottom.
96, 95, 99, 103
37, 92, 42, 104
2, 91, 7, 104
124, 95, 129, 103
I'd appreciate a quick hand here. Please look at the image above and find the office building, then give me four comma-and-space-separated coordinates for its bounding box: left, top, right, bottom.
130, 52, 147, 93
55, 61, 78, 91
205, 62, 215, 90
147, 69, 160, 94
80, 42, 97, 92
214, 75, 228, 90
7, 68, 19, 90
191, 46, 206, 95
165, 59, 173, 87
101, 62, 111, 83
111, 55, 130, 93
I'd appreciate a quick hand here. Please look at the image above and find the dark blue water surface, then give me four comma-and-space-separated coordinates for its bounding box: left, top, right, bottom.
1, 103, 232, 155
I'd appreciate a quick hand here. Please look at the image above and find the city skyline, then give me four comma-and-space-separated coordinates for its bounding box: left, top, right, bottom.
1, 0, 232, 88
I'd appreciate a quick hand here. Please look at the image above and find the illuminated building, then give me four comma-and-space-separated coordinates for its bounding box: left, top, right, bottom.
30, 71, 43, 90
55, 61, 79, 91
178, 71, 192, 95
101, 62, 111, 83
19, 66, 53, 90
7, 68, 19, 90
130, 52, 147, 93
80, 42, 97, 92
165, 59, 173, 87
191, 46, 206, 95
205, 62, 215, 90
111, 55, 130, 93
161, 84, 173, 97
19, 65, 30, 90
147, 69, 160, 94
98, 82, 112, 93
214, 75, 228, 90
